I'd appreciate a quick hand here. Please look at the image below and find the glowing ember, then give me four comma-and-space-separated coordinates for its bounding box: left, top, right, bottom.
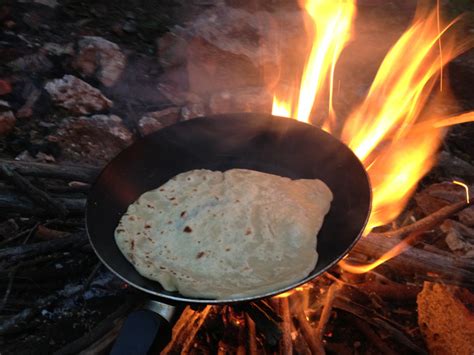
272, 2, 474, 235
453, 180, 470, 204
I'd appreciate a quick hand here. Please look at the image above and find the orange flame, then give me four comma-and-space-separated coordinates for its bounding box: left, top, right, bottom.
272, 0, 356, 124
273, 2, 474, 235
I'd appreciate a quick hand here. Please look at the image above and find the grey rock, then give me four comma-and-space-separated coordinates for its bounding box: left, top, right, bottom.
8, 53, 54, 73
45, 75, 113, 115
160, 6, 305, 95
74, 36, 127, 87
181, 102, 206, 120
138, 107, 180, 135
49, 115, 133, 164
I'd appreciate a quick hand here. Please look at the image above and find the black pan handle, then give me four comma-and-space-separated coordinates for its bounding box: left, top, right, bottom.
110, 301, 177, 355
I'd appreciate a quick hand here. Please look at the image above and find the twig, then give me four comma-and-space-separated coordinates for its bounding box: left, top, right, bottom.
291, 294, 324, 355
351, 316, 397, 355
83, 262, 102, 292
0, 190, 85, 215
333, 296, 427, 354
240, 302, 282, 346
315, 283, 341, 341
0, 159, 100, 183
1, 165, 68, 217
371, 200, 471, 238
245, 313, 258, 355
0, 268, 16, 312
0, 282, 84, 335
277, 297, 293, 355
0, 232, 87, 263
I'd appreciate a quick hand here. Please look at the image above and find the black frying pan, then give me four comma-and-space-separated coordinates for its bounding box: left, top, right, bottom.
86, 113, 371, 353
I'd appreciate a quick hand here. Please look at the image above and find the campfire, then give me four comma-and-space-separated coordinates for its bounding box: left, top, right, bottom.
0, 0, 473, 354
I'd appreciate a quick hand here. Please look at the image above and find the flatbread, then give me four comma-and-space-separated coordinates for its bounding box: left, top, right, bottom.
115, 169, 332, 299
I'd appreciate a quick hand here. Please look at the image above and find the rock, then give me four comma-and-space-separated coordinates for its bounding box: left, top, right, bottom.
7, 53, 53, 73
138, 107, 180, 136
0, 79, 12, 96
181, 101, 206, 120
42, 42, 74, 56
459, 206, 474, 227
440, 220, 474, 257
0, 110, 15, 135
45, 75, 113, 115
160, 5, 305, 95
49, 115, 133, 165
209, 86, 272, 114
73, 36, 127, 87
417, 282, 474, 355
122, 20, 137, 34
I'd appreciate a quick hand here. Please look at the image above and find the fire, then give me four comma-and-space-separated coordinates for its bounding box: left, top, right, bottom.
272, 2, 474, 236
272, 0, 355, 124
453, 180, 470, 204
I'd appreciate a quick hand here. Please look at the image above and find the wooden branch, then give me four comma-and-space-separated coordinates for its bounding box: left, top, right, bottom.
1, 165, 69, 217
372, 200, 471, 238
315, 283, 341, 341
351, 233, 474, 287
240, 302, 281, 347
333, 296, 426, 354
0, 159, 100, 183
0, 232, 87, 263
351, 316, 397, 355
276, 297, 293, 355
0, 282, 85, 335
0, 190, 85, 215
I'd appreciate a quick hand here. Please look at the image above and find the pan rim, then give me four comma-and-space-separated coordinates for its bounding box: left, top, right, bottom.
85, 113, 372, 304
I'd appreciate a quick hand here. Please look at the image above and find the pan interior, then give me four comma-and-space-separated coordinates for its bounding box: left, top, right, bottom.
86, 113, 371, 303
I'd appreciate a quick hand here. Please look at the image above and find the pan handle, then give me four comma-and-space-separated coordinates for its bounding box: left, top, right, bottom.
110, 301, 177, 355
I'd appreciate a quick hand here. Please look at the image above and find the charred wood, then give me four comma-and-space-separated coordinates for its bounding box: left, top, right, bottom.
352, 233, 474, 287
53, 299, 133, 355
0, 232, 87, 265
1, 165, 69, 217
0, 159, 100, 183
0, 190, 85, 215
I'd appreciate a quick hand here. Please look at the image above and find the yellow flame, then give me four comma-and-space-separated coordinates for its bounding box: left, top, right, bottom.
453, 180, 470, 204
272, 2, 474, 236
272, 0, 355, 124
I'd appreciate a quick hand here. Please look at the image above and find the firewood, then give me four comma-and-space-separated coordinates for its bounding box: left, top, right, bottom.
372, 200, 472, 238
1, 165, 69, 217
53, 299, 133, 355
0, 159, 100, 183
0, 190, 85, 215
334, 295, 426, 354
0, 232, 87, 264
351, 233, 474, 287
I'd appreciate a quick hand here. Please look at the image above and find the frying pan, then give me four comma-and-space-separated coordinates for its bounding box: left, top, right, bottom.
86, 113, 371, 354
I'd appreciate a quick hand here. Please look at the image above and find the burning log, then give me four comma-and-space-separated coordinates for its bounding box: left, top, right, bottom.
349, 232, 474, 287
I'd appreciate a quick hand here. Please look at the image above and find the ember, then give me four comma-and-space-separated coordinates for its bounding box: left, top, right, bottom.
0, 0, 473, 354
